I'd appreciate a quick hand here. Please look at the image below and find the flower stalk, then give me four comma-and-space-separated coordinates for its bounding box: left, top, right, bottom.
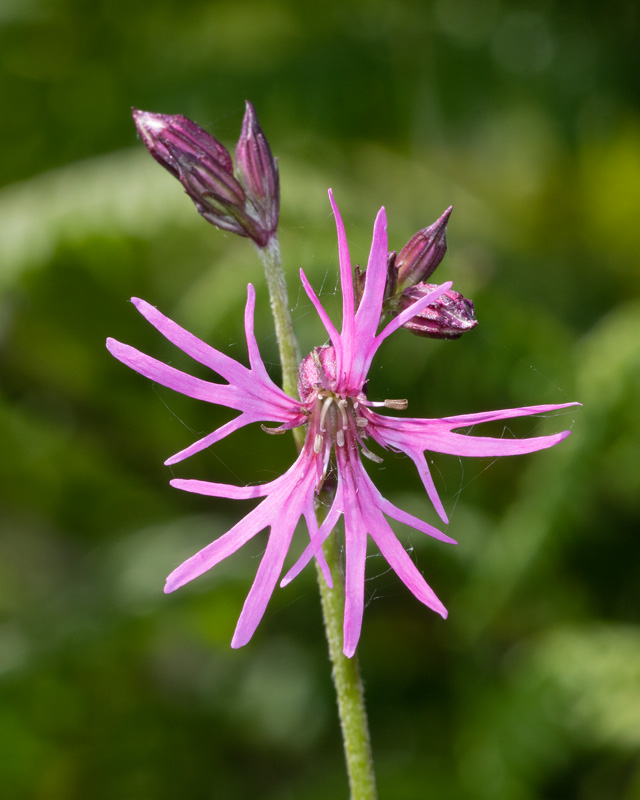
255, 235, 302, 419
316, 530, 377, 800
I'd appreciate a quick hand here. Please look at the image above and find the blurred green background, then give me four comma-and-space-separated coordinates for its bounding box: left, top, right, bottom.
1, 0, 639, 798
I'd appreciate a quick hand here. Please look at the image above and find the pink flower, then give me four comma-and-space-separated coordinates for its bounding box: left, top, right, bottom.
107, 191, 578, 656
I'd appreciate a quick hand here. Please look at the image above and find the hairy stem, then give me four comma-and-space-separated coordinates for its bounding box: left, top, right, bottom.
256, 237, 300, 394
315, 532, 377, 800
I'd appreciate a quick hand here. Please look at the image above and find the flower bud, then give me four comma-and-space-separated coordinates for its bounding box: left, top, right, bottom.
397, 284, 477, 340
235, 101, 280, 243
396, 206, 452, 286
132, 107, 276, 247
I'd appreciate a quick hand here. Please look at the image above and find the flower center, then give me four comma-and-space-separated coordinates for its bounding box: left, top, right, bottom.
314, 390, 369, 454
297, 346, 407, 468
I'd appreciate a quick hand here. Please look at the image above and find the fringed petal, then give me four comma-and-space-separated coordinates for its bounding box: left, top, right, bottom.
107, 338, 240, 406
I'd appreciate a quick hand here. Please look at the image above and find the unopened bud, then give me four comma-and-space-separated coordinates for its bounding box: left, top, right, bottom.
396, 206, 452, 286
398, 283, 477, 340
235, 101, 280, 243
132, 106, 278, 247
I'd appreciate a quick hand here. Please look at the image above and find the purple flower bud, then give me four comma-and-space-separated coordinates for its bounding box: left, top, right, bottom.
397, 283, 477, 340
132, 107, 275, 247
235, 101, 280, 243
396, 206, 452, 286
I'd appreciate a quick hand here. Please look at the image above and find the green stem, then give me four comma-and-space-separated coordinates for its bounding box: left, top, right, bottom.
315, 532, 377, 800
257, 234, 377, 799
256, 236, 300, 399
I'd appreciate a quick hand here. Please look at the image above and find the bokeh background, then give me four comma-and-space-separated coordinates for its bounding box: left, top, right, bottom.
1, 1, 639, 798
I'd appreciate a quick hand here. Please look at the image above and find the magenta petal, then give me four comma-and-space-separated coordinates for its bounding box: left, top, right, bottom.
280, 492, 343, 587
369, 515, 447, 618
299, 269, 342, 357
374, 415, 574, 458
355, 470, 448, 616
107, 338, 239, 406
377, 493, 457, 544
367, 426, 448, 524
375, 281, 452, 345
302, 504, 332, 587
242, 285, 293, 406
170, 477, 273, 500
342, 504, 368, 658
439, 401, 581, 427
397, 448, 449, 525
328, 190, 356, 385
131, 297, 248, 386
165, 413, 257, 465
164, 498, 275, 592
231, 504, 301, 648
436, 429, 573, 457
354, 205, 388, 343
328, 190, 355, 343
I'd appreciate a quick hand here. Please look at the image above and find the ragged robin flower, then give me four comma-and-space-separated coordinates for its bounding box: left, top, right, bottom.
107, 190, 578, 657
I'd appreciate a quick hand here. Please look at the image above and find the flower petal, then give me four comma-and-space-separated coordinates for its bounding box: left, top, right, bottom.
231, 499, 305, 648
370, 402, 578, 458
438, 401, 581, 428
352, 463, 448, 616
328, 190, 355, 345
354, 205, 388, 345
375, 281, 452, 345
164, 413, 259, 465
367, 512, 448, 618
342, 500, 368, 658
106, 338, 239, 406
280, 491, 343, 587
328, 190, 356, 386
131, 297, 249, 386
299, 268, 342, 357
164, 496, 276, 592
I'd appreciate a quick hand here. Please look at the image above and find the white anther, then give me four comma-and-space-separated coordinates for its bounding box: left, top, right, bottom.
361, 446, 383, 464
336, 430, 345, 447
314, 433, 324, 454
356, 417, 368, 428
384, 398, 408, 410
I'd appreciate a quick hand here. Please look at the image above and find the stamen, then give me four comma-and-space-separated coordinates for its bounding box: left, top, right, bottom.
356, 417, 368, 428
314, 433, 324, 454
319, 396, 334, 432
337, 398, 349, 429
336, 429, 345, 447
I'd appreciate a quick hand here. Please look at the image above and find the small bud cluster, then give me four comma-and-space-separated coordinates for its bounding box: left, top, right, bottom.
355, 205, 477, 340
132, 101, 279, 247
